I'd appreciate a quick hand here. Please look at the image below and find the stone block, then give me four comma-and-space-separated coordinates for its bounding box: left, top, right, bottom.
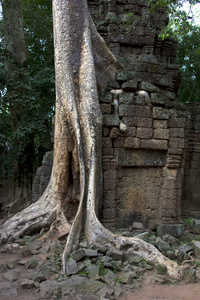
153, 107, 169, 119
157, 224, 185, 238
134, 105, 151, 117
139, 81, 160, 93
141, 139, 168, 150
114, 149, 166, 167
122, 80, 138, 91
122, 117, 152, 128
124, 137, 140, 149
108, 80, 120, 89
194, 241, 200, 257
148, 63, 159, 73
102, 137, 112, 148
115, 70, 133, 82
102, 148, 114, 157
169, 128, 184, 138
137, 128, 153, 139
99, 91, 113, 103
103, 115, 119, 126
168, 148, 183, 155
119, 126, 136, 137
153, 120, 168, 129
119, 93, 135, 105
113, 137, 124, 148
103, 190, 116, 208
100, 104, 111, 114
102, 208, 116, 219
154, 128, 169, 140
103, 127, 110, 137
109, 127, 119, 139
169, 138, 184, 149
150, 93, 165, 105
168, 117, 186, 128
119, 104, 135, 117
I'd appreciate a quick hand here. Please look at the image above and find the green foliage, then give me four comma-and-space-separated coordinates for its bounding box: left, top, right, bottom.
0, 0, 54, 181
156, 264, 167, 274
98, 262, 108, 276
183, 218, 194, 224
149, 0, 200, 103
123, 12, 135, 25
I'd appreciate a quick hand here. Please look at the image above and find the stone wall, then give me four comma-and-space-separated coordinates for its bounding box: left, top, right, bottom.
182, 104, 200, 219
100, 76, 189, 229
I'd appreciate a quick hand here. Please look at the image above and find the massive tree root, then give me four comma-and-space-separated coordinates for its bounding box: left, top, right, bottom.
0, 0, 183, 281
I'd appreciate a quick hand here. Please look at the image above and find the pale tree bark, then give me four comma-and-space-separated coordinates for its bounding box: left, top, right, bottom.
0, 0, 183, 280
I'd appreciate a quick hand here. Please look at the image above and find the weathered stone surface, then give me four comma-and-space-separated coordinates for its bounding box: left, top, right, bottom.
119, 105, 135, 117
109, 127, 119, 139
119, 272, 133, 284
150, 93, 165, 105
119, 93, 135, 105
104, 270, 117, 285
96, 285, 114, 299
157, 224, 185, 238
26, 259, 38, 269
62, 276, 104, 296
0, 282, 18, 298
141, 139, 168, 150
115, 149, 166, 167
162, 234, 180, 247
6, 261, 18, 269
103, 115, 119, 126
124, 253, 143, 265
4, 243, 20, 254
153, 107, 169, 119
136, 128, 153, 139
3, 270, 19, 282
124, 137, 140, 149
154, 128, 169, 140
40, 280, 62, 299
65, 258, 79, 275
139, 81, 160, 93
153, 120, 168, 129
20, 279, 35, 289
122, 80, 138, 91
86, 265, 100, 280
100, 104, 112, 114
134, 106, 151, 117
193, 241, 200, 257
156, 239, 170, 253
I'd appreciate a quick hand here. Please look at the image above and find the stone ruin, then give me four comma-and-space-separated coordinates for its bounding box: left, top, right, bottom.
1, 0, 200, 232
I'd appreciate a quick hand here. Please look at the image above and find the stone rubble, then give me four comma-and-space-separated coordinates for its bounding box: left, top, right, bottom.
0, 221, 200, 299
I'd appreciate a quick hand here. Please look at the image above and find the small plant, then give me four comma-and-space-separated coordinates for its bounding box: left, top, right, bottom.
123, 12, 135, 25
115, 278, 122, 284
183, 218, 194, 224
99, 262, 108, 276
156, 264, 167, 274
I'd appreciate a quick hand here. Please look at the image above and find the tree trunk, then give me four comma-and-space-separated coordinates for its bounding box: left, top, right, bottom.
0, 0, 183, 280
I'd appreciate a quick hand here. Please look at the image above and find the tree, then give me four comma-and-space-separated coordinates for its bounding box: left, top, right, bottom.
0, 0, 184, 280
0, 0, 54, 202
176, 24, 200, 102
151, 0, 200, 102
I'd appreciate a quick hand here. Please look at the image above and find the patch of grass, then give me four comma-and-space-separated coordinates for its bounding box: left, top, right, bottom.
115, 278, 122, 284
99, 262, 108, 276
156, 264, 167, 275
